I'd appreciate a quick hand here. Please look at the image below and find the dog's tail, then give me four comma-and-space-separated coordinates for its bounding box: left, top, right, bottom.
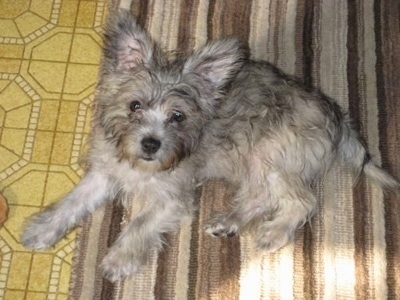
338, 118, 400, 190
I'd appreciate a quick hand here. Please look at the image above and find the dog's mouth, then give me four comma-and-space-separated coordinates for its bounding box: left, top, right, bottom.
141, 156, 155, 162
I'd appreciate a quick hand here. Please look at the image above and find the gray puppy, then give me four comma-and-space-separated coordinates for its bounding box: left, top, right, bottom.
21, 11, 399, 281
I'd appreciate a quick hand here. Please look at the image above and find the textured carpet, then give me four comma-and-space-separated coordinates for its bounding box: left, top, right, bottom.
1, 0, 399, 299
69, 0, 400, 299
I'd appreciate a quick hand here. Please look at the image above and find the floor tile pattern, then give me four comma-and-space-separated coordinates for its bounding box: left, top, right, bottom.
0, 1, 106, 299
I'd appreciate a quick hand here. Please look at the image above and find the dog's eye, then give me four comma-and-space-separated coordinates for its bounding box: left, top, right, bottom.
171, 111, 186, 123
130, 100, 142, 112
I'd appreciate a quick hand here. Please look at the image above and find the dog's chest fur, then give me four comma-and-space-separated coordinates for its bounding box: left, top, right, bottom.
90, 140, 195, 207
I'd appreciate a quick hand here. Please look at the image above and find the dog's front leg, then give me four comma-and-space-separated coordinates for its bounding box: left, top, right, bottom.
101, 200, 189, 282
21, 171, 114, 249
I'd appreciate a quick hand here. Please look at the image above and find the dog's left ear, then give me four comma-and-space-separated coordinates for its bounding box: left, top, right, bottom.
183, 39, 247, 97
102, 10, 156, 73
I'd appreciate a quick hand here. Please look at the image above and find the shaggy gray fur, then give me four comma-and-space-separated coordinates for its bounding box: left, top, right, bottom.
21, 10, 399, 281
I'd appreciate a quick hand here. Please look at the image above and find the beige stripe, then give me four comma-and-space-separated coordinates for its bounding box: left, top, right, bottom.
146, 0, 163, 42
334, 170, 357, 299
282, 0, 297, 73
363, 0, 388, 298
119, 0, 132, 10
78, 205, 106, 300
175, 218, 192, 300
121, 250, 159, 300
277, 244, 295, 300
159, 0, 182, 51
239, 236, 262, 300
320, 0, 349, 107
261, 253, 279, 298
320, 1, 357, 299
249, 0, 271, 60
322, 168, 341, 300
193, 0, 209, 49
292, 229, 305, 299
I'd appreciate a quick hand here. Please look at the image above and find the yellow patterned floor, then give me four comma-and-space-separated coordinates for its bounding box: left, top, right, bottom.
0, 1, 106, 299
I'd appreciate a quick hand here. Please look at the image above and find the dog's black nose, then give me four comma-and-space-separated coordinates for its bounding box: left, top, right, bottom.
141, 137, 161, 154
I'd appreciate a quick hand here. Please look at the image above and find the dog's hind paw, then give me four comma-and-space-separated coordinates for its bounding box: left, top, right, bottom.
204, 212, 238, 238
256, 224, 294, 252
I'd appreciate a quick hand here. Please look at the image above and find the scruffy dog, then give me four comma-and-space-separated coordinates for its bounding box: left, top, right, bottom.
21, 11, 399, 281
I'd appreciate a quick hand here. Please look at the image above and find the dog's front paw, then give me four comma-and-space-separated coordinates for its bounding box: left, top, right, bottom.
101, 249, 142, 282
21, 212, 67, 249
204, 212, 239, 238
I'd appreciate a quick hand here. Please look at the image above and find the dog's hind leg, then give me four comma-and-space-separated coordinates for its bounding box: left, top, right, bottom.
255, 176, 317, 252
204, 182, 270, 238
205, 173, 316, 252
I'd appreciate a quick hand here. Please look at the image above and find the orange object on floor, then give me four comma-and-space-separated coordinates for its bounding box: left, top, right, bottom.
0, 193, 8, 226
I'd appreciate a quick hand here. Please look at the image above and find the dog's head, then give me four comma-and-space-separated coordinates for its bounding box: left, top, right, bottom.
95, 10, 247, 171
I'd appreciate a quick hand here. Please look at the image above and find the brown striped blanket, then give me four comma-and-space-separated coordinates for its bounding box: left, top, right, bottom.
69, 0, 400, 299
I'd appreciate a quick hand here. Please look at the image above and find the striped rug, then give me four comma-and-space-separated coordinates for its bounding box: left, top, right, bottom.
69, 0, 400, 299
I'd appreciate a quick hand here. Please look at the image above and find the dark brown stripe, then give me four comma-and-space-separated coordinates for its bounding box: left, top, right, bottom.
206, 0, 217, 41
177, 0, 200, 53
186, 186, 202, 300
347, 0, 362, 132
294, 0, 306, 79
294, 1, 324, 299
69, 214, 92, 299
312, 1, 322, 89
353, 180, 372, 299
194, 181, 240, 299
375, 0, 400, 298
302, 224, 314, 300
154, 231, 180, 299
130, 0, 149, 29
99, 202, 124, 300
207, 0, 252, 42
300, 0, 316, 88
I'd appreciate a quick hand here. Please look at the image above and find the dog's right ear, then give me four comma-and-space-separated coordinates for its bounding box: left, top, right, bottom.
182, 38, 247, 100
102, 10, 155, 72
